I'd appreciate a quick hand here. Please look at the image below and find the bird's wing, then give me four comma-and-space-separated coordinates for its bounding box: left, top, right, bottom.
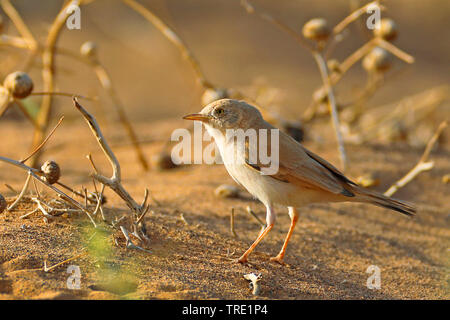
243, 125, 355, 196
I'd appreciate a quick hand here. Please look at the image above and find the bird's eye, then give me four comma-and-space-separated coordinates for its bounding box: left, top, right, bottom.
215, 108, 224, 116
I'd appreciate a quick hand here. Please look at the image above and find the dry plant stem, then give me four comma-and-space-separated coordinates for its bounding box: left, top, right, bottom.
73, 98, 149, 219
7, 171, 31, 211
230, 208, 237, 238
88, 60, 149, 171
0, 34, 29, 48
30, 92, 96, 101
32, 198, 55, 220
356, 86, 448, 141
325, 1, 383, 56
0, 0, 37, 50
20, 208, 39, 219
56, 181, 96, 205
122, 0, 213, 89
312, 51, 347, 172
384, 121, 448, 197
241, 0, 313, 51
4, 184, 18, 194
31, 0, 85, 167
14, 100, 39, 128
376, 38, 414, 64
119, 226, 151, 253
245, 206, 265, 227
21, 116, 64, 163
0, 156, 96, 227
333, 1, 382, 35
44, 250, 87, 272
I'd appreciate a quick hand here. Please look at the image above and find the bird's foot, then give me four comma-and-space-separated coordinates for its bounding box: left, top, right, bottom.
234, 255, 249, 265
269, 255, 285, 265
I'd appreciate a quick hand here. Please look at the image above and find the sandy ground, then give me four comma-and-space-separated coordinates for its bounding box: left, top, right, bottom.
0, 118, 448, 300
0, 0, 449, 301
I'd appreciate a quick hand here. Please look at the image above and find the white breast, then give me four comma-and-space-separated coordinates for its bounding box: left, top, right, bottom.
205, 124, 330, 208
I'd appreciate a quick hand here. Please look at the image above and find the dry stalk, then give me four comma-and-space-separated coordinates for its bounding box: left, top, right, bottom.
73, 98, 149, 235
245, 206, 265, 227
241, 0, 313, 51
312, 51, 347, 171
384, 121, 448, 197
43, 250, 88, 272
121, 0, 213, 89
0, 0, 37, 51
241, 0, 348, 170
84, 52, 149, 171
7, 171, 31, 211
20, 116, 64, 164
333, 1, 383, 35
30, 0, 88, 167
354, 85, 448, 142
230, 207, 237, 238
120, 226, 151, 253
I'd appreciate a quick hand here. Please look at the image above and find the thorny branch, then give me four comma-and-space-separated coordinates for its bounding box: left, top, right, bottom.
73, 97, 150, 238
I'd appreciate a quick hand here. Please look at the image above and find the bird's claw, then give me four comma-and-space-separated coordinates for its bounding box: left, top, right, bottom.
269, 256, 285, 265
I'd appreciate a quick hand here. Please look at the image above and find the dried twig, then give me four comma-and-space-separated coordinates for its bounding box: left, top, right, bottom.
73, 97, 149, 239
120, 226, 151, 253
246, 206, 265, 227
0, 0, 37, 51
230, 207, 237, 238
240, 0, 347, 170
83, 50, 149, 171
121, 0, 213, 89
44, 250, 88, 272
30, 0, 86, 167
7, 171, 32, 211
240, 0, 313, 51
20, 116, 64, 163
333, 1, 383, 35
312, 51, 347, 171
384, 121, 448, 197
73, 97, 149, 214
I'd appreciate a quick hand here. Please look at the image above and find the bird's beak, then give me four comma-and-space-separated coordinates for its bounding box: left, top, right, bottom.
182, 113, 210, 122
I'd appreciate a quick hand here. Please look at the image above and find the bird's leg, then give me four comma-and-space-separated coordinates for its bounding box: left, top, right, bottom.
237, 205, 275, 264
270, 207, 299, 264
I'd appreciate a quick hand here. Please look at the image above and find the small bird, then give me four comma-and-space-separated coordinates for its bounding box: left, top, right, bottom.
183, 99, 415, 264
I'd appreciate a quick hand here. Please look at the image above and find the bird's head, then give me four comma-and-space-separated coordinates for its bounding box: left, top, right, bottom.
183, 99, 263, 131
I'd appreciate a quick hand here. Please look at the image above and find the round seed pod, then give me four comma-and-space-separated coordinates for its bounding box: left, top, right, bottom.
362, 47, 392, 72
374, 18, 398, 41
214, 184, 239, 198
40, 160, 61, 184
80, 41, 98, 59
151, 152, 176, 171
0, 193, 6, 213
201, 88, 229, 106
3, 71, 33, 99
302, 18, 330, 41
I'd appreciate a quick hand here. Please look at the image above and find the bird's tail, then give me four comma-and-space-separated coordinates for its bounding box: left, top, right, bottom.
352, 186, 416, 216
